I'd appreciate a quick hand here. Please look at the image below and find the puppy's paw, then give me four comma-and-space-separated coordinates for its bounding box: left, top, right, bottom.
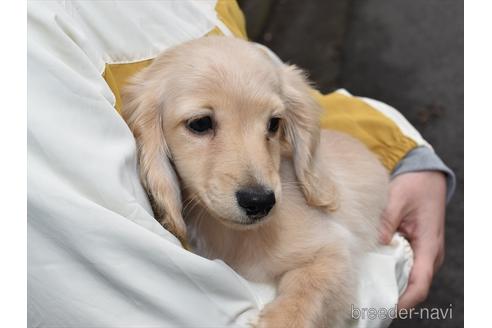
255, 302, 311, 328
246, 313, 260, 328
255, 312, 300, 328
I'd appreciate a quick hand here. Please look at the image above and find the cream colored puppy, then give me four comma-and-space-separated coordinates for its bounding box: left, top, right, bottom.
122, 36, 388, 328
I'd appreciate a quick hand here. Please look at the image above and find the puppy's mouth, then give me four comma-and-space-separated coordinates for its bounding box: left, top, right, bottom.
215, 211, 273, 230
195, 187, 277, 229
239, 214, 270, 225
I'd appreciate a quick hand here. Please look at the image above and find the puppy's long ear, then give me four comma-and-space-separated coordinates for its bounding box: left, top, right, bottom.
281, 65, 338, 211
122, 73, 187, 245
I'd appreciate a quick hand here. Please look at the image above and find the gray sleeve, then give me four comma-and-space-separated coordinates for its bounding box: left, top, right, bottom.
391, 146, 456, 203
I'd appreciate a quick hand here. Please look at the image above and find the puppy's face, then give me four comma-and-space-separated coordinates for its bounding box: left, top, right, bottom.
161, 48, 285, 227
123, 37, 334, 237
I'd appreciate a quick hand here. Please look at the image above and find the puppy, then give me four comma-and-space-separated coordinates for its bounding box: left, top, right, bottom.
122, 36, 388, 328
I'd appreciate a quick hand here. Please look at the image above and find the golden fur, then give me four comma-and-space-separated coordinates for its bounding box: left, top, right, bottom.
122, 36, 389, 328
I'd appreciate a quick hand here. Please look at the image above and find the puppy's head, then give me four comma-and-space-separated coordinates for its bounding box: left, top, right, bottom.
122, 37, 337, 240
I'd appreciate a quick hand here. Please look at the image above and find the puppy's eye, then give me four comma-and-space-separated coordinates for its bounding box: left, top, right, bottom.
267, 117, 281, 134
187, 116, 213, 134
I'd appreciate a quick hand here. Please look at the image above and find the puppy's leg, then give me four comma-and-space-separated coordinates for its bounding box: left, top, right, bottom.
256, 248, 354, 328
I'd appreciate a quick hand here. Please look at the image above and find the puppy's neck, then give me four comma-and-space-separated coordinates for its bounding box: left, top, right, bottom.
184, 200, 280, 277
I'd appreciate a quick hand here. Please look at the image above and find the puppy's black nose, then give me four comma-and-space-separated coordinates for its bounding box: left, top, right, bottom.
236, 186, 276, 219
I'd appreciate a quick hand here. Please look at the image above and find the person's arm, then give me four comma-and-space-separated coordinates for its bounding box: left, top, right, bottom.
381, 171, 447, 309
392, 146, 455, 202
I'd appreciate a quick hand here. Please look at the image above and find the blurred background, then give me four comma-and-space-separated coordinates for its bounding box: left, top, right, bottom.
238, 0, 463, 327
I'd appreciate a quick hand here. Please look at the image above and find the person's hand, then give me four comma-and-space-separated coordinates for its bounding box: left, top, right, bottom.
379, 171, 447, 309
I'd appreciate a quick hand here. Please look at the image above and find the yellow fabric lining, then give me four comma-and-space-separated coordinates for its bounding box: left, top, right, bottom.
102, 0, 416, 172
103, 59, 153, 114
208, 0, 247, 39
316, 92, 417, 171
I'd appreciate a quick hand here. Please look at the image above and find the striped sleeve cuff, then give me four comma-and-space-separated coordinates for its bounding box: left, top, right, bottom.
391, 146, 456, 203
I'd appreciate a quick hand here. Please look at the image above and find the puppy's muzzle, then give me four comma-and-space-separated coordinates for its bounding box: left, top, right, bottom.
236, 185, 276, 220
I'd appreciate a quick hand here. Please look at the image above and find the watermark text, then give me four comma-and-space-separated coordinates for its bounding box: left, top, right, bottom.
351, 304, 453, 320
